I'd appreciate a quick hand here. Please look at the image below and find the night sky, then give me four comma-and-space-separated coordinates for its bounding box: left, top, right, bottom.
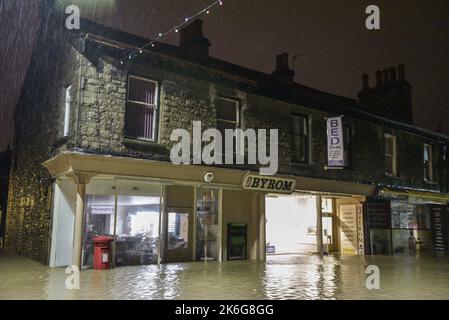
1, 0, 448, 150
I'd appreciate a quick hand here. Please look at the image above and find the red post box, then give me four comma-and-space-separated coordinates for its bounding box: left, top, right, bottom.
93, 236, 114, 270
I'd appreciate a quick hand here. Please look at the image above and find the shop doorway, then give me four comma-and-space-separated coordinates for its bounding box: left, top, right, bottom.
265, 194, 318, 255
163, 208, 193, 263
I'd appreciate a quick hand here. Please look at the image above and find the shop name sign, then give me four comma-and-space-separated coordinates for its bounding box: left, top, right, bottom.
326, 116, 345, 168
242, 174, 296, 194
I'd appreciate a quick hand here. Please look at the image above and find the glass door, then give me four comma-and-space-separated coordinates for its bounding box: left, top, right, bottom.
196, 188, 220, 261
164, 208, 193, 262
114, 180, 161, 266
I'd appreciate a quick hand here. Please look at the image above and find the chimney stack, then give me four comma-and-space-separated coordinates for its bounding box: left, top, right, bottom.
358, 64, 413, 124
179, 19, 211, 58
272, 53, 295, 82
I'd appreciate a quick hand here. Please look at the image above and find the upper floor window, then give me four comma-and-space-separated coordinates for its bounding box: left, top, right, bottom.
63, 84, 72, 137
291, 115, 309, 163
216, 97, 240, 136
343, 124, 352, 168
423, 143, 434, 181
125, 75, 158, 141
216, 97, 240, 161
384, 133, 397, 176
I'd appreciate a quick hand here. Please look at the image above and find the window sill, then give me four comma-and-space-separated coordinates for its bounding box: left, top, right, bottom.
424, 180, 438, 185
385, 173, 404, 180
123, 137, 169, 153
52, 135, 70, 149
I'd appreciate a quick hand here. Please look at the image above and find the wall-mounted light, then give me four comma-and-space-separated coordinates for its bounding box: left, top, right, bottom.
204, 172, 214, 183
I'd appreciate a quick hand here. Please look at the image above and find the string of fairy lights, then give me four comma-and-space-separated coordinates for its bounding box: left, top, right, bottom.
120, 0, 224, 64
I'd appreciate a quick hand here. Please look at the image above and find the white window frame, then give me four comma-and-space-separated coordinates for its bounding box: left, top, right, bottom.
423, 143, 434, 182
216, 97, 240, 160
63, 84, 72, 137
126, 75, 159, 142
216, 97, 240, 128
384, 133, 397, 176
291, 114, 309, 163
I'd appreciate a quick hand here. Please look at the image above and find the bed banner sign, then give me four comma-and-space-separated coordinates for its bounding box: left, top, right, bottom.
326, 116, 345, 168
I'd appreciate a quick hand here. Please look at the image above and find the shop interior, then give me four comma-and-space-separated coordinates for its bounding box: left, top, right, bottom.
82, 179, 162, 268
265, 194, 319, 254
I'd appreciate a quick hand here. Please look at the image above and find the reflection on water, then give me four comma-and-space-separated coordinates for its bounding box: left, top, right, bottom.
1, 251, 449, 300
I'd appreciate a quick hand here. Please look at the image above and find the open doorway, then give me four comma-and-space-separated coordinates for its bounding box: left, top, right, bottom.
265, 194, 318, 255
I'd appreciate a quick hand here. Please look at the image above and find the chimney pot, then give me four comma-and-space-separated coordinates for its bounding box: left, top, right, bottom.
383, 69, 390, 84
362, 74, 369, 90
389, 66, 397, 83
398, 64, 406, 82
375, 70, 383, 86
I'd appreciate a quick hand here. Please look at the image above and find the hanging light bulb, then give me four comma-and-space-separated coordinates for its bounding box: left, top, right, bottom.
139, 49, 143, 54
151, 43, 155, 47
175, 28, 179, 33
219, 1, 223, 5
158, 33, 163, 37
206, 9, 210, 14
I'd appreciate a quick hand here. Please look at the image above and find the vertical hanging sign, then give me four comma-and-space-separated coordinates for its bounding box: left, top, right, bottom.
326, 116, 345, 168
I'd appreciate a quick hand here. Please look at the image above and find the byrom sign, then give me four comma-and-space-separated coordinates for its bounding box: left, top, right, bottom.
242, 174, 296, 194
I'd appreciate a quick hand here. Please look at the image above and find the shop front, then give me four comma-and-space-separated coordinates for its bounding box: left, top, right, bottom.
44, 152, 267, 269
44, 152, 379, 269
365, 187, 449, 255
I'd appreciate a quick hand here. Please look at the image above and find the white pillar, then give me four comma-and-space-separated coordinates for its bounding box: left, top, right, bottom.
73, 182, 86, 269
316, 195, 323, 255
68, 172, 94, 270
259, 194, 266, 261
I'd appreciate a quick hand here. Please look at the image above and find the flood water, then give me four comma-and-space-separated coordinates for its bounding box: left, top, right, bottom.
0, 251, 448, 300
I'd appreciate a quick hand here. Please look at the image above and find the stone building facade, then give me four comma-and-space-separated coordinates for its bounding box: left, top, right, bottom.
0, 146, 12, 248
5, 7, 449, 265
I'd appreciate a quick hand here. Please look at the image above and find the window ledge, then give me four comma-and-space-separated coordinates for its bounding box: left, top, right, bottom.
424, 180, 438, 185
52, 135, 70, 149
123, 137, 169, 152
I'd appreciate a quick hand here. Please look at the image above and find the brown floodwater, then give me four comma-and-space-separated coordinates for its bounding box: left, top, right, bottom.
0, 251, 448, 300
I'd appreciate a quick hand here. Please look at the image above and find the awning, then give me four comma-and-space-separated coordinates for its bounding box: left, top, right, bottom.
378, 187, 449, 205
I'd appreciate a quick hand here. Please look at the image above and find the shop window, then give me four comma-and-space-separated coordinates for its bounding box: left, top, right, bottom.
196, 188, 220, 261
124, 75, 158, 141
82, 180, 116, 269
82, 179, 162, 269
384, 134, 397, 176
167, 212, 189, 250
114, 181, 161, 266
321, 198, 333, 214
391, 202, 433, 254
369, 229, 392, 255
291, 114, 309, 163
423, 143, 434, 181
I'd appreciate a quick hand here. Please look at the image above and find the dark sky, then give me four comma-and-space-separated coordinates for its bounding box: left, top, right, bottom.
1, 0, 448, 150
